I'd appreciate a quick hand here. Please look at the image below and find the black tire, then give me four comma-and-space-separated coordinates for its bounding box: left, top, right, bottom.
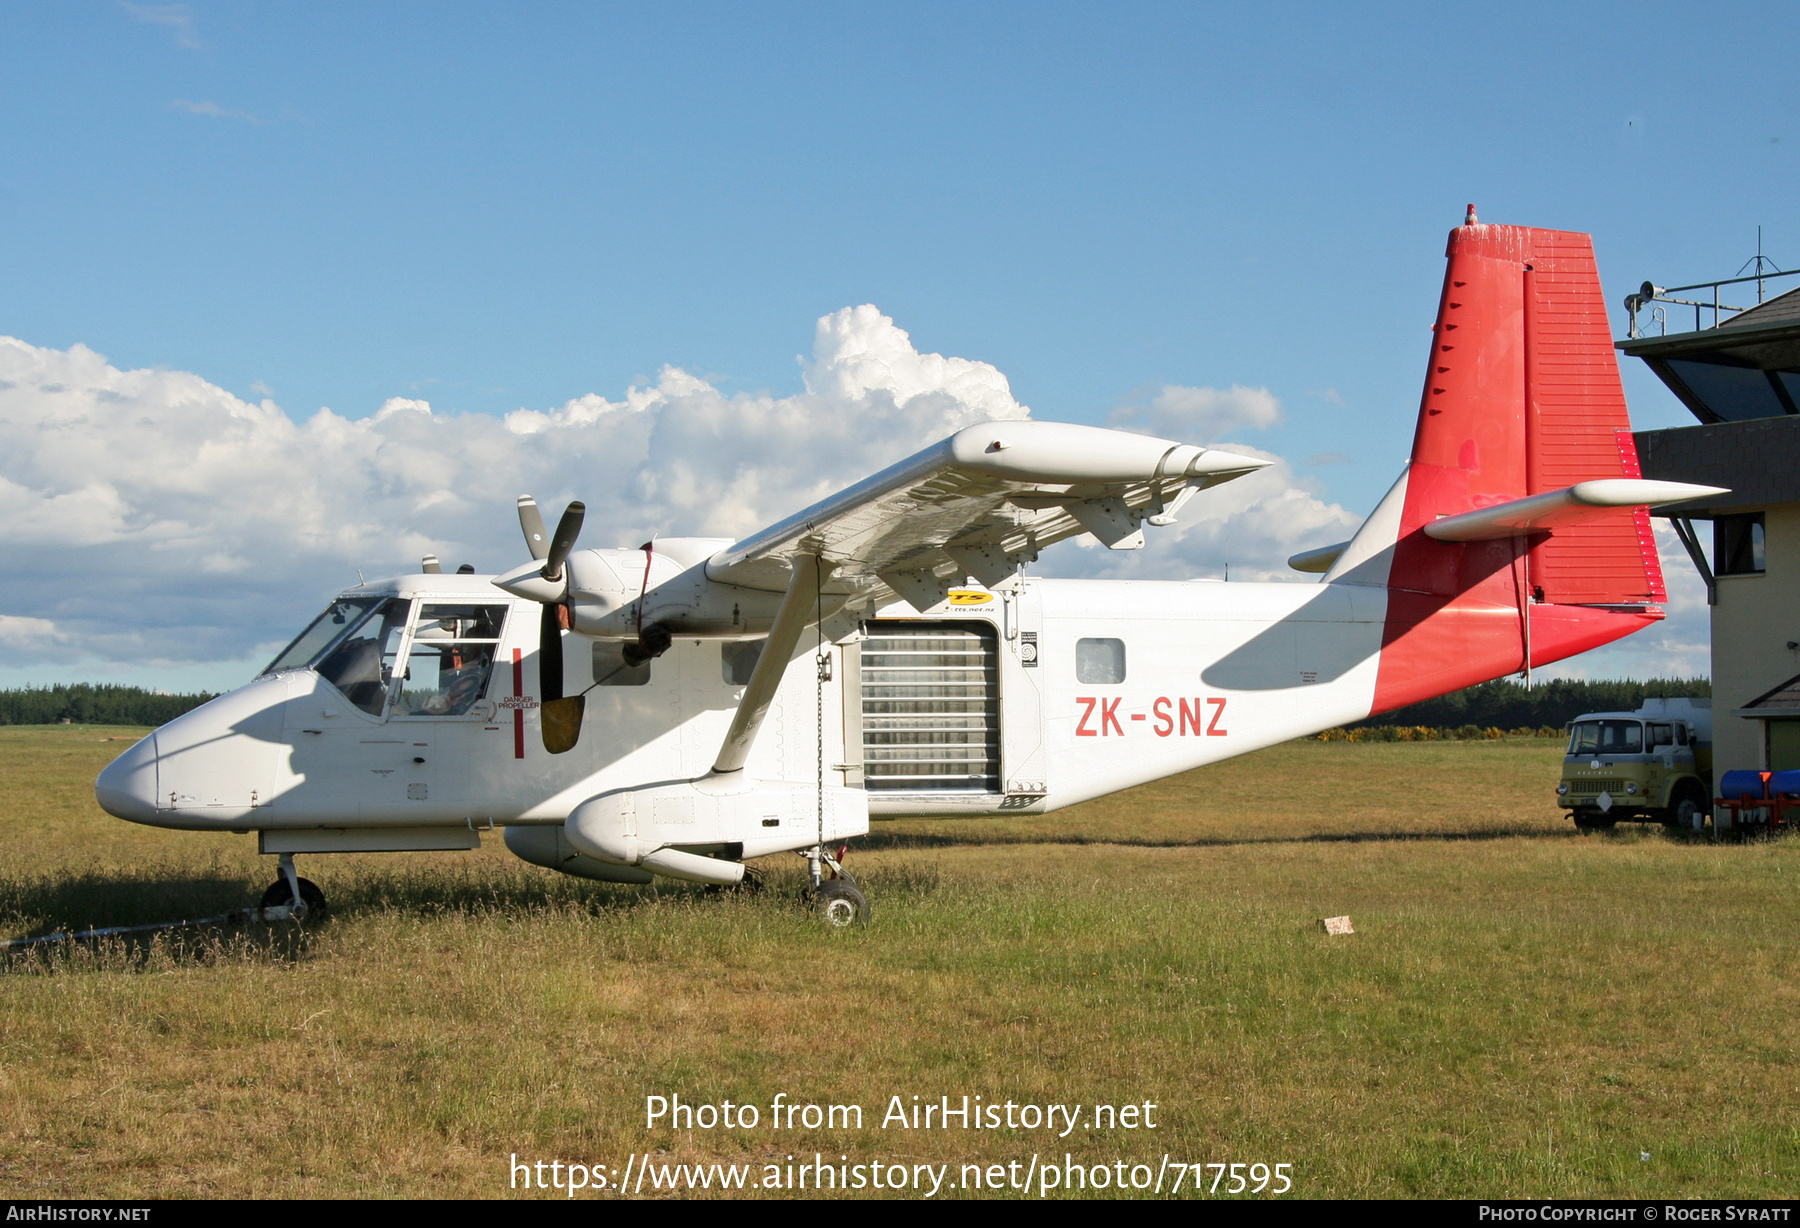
1572, 811, 1617, 831
261, 876, 327, 915
815, 879, 869, 928
1666, 786, 1709, 833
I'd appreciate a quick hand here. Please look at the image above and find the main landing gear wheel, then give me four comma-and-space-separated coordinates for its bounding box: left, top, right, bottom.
814, 879, 869, 928
260, 876, 327, 917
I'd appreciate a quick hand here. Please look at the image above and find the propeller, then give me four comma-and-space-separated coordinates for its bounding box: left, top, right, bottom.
542, 501, 585, 583
512, 495, 587, 755
516, 496, 550, 561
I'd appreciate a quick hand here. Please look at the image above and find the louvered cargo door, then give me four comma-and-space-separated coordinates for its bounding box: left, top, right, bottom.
861, 621, 1000, 794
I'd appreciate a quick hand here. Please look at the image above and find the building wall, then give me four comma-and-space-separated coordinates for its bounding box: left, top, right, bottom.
1711, 500, 1800, 773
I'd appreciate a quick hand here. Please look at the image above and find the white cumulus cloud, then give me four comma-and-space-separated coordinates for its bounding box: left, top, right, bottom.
0, 309, 1355, 684
1038, 443, 1359, 583
1108, 383, 1282, 440
0, 615, 67, 652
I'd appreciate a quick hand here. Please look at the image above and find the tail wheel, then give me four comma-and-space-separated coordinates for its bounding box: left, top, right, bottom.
261, 876, 328, 916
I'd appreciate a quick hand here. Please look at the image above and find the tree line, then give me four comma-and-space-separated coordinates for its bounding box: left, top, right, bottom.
1352, 676, 1711, 732
0, 684, 218, 727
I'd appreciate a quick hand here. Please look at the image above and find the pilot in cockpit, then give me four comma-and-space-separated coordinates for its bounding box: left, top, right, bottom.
400, 605, 507, 717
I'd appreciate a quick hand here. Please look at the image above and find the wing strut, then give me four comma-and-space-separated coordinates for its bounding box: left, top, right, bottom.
712, 553, 833, 776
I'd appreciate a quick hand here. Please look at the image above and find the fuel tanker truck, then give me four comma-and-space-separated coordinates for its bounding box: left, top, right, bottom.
1557, 698, 1713, 830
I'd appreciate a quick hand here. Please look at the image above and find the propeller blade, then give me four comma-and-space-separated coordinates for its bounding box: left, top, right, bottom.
517, 495, 550, 562
541, 501, 585, 582
538, 601, 583, 754
540, 603, 564, 703
542, 696, 584, 754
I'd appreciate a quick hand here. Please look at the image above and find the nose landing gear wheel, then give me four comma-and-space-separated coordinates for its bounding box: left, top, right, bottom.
814, 879, 868, 928
260, 876, 327, 917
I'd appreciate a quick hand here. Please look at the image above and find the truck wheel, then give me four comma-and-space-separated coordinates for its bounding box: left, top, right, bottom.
1664, 784, 1709, 832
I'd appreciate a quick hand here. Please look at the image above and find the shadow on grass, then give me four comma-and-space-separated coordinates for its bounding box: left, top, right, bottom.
0, 856, 942, 970
0, 863, 652, 956
0, 867, 315, 968
15, 819, 1716, 966
849, 822, 1697, 852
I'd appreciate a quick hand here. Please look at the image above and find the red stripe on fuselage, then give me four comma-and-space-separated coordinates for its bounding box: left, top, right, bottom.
512, 648, 524, 759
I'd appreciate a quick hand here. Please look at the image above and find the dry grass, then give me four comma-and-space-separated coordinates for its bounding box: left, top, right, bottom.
1, 726, 1796, 1199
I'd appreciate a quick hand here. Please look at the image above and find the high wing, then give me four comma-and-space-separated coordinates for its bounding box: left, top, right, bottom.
703, 420, 1270, 607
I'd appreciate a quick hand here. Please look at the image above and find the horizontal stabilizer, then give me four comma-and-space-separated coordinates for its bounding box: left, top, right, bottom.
1422, 479, 1728, 543
1288, 540, 1350, 574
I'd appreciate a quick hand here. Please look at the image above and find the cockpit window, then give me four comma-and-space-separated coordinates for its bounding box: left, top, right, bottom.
315, 598, 412, 715
262, 596, 383, 675
1567, 720, 1643, 756
396, 603, 509, 716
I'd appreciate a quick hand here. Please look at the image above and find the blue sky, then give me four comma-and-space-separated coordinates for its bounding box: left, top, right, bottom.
1, 2, 1794, 691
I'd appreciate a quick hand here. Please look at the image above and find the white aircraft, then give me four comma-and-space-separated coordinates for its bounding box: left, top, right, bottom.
95, 213, 1724, 925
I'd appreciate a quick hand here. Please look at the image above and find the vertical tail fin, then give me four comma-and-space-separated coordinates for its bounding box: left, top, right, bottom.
1403, 221, 1662, 602
1334, 213, 1665, 714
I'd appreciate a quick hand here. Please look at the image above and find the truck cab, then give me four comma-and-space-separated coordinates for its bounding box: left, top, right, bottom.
1556, 698, 1713, 830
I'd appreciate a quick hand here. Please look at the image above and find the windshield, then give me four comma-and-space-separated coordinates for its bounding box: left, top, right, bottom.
314, 598, 412, 715
1568, 720, 1643, 756
262, 596, 383, 674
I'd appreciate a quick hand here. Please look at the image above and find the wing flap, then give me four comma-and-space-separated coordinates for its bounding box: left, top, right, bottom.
705, 420, 1269, 596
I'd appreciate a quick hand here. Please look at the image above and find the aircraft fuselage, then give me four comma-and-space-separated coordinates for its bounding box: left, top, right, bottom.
97, 570, 1386, 839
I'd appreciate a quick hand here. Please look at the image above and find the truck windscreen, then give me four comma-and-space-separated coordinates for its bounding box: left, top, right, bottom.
1568, 720, 1643, 756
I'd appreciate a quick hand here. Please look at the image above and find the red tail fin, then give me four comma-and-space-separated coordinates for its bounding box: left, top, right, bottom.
1368, 219, 1663, 714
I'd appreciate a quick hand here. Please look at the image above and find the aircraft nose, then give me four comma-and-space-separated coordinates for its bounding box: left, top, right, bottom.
95, 734, 159, 824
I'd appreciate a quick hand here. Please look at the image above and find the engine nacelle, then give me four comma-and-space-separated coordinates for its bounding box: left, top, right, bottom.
565, 775, 871, 884
496, 538, 851, 642
567, 547, 790, 642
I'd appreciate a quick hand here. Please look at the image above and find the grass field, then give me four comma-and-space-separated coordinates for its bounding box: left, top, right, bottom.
2, 726, 1797, 1200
